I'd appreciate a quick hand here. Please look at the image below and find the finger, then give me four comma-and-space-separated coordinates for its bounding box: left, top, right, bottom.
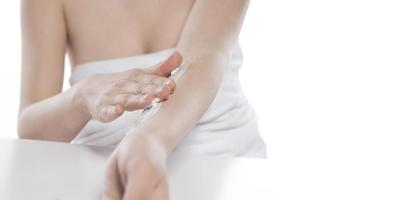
114, 76, 176, 96
163, 79, 176, 94
109, 93, 148, 108
122, 94, 155, 111
139, 84, 171, 99
102, 156, 123, 200
121, 67, 177, 92
140, 76, 176, 94
122, 174, 151, 200
115, 82, 144, 95
143, 52, 183, 77
155, 86, 172, 99
106, 93, 154, 112
111, 89, 159, 106
146, 76, 176, 93
151, 178, 169, 200
98, 105, 124, 123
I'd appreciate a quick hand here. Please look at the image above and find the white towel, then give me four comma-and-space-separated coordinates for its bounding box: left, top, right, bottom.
70, 45, 267, 158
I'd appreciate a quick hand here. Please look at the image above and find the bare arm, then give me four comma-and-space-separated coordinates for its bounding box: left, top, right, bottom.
132, 0, 250, 153
18, 0, 84, 141
103, 1, 250, 199
18, 0, 179, 142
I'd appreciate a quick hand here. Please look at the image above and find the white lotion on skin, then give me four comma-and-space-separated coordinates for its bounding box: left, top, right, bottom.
133, 57, 193, 127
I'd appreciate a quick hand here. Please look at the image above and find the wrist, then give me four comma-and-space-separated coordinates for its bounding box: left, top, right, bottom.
126, 126, 171, 156
123, 127, 169, 172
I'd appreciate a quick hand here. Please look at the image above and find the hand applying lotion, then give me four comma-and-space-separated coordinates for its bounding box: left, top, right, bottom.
102, 1, 252, 199
135, 53, 192, 125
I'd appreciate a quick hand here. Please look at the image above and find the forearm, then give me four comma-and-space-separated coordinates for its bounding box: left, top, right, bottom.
127, 51, 228, 153
18, 84, 90, 142
127, 0, 249, 153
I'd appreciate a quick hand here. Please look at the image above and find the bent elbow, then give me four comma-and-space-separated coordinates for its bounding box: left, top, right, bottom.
17, 118, 33, 140
17, 111, 39, 140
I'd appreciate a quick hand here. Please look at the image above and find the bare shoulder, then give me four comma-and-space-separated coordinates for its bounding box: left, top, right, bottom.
21, 0, 66, 29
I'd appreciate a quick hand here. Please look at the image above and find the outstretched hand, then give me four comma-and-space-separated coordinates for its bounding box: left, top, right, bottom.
74, 52, 183, 122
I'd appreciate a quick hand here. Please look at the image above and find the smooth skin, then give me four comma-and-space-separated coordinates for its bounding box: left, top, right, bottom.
19, 0, 250, 199
19, 0, 185, 141
74, 53, 181, 123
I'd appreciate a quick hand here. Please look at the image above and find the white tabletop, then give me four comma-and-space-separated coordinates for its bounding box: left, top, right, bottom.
0, 139, 275, 200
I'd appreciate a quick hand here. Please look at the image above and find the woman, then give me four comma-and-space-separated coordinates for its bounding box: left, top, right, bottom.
19, 0, 266, 199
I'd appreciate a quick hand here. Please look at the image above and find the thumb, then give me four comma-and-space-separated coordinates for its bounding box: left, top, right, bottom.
143, 52, 183, 77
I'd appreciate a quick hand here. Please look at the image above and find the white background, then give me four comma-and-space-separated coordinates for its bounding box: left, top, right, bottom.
0, 0, 407, 199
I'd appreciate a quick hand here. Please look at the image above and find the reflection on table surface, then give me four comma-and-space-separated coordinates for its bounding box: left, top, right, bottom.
0, 139, 275, 200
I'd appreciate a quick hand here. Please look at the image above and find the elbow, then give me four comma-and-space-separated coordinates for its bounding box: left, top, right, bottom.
18, 130, 35, 140
18, 122, 44, 141
17, 109, 27, 139
17, 115, 33, 140
17, 110, 39, 140
18, 127, 32, 140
